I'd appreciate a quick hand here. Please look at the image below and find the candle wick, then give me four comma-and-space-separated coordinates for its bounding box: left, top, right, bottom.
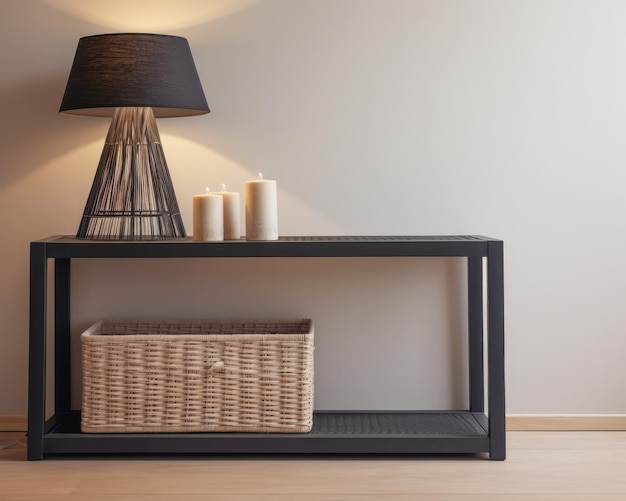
221, 183, 227, 192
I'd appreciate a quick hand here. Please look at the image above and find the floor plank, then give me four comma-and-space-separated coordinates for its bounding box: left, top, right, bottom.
1, 432, 625, 500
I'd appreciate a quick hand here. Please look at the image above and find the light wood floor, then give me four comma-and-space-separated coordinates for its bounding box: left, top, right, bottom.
1, 431, 625, 500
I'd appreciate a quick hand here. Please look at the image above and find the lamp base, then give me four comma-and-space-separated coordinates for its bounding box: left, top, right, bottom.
77, 107, 186, 240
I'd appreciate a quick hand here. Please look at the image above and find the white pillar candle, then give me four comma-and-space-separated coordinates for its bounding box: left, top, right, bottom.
193, 188, 224, 241
218, 183, 241, 240
245, 172, 278, 241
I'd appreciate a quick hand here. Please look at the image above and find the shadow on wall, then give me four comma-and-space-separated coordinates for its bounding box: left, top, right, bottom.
0, 77, 106, 190
0, 0, 260, 192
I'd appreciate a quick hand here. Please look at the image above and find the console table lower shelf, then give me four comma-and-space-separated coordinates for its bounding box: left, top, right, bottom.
44, 411, 490, 455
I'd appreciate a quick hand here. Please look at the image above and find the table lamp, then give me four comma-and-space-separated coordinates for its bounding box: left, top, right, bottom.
59, 33, 209, 240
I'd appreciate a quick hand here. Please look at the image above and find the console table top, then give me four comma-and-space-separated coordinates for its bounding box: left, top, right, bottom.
32, 235, 501, 258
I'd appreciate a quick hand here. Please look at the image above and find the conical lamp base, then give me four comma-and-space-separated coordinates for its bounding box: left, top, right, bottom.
76, 107, 186, 240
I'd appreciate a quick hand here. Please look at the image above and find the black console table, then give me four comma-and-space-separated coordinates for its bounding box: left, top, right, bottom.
28, 235, 505, 460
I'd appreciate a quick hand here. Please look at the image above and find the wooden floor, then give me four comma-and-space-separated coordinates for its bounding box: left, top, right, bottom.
1, 431, 625, 500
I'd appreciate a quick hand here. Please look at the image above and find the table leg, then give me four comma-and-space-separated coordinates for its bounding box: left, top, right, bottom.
487, 240, 506, 460
55, 259, 71, 415
27, 243, 47, 460
468, 256, 484, 413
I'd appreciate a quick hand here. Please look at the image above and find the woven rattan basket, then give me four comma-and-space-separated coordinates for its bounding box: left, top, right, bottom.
81, 318, 314, 433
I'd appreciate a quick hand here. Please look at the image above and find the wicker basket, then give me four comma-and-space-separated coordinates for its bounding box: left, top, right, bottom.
81, 318, 314, 433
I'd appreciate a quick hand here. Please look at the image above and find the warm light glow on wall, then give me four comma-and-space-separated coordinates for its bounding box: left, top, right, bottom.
44, 0, 258, 31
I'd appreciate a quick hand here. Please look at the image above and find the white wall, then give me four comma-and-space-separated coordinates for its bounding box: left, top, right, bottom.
1, 0, 625, 415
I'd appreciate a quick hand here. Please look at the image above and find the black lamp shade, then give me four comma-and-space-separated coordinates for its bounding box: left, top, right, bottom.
59, 33, 209, 118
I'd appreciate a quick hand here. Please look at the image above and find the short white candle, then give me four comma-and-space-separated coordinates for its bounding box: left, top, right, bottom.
245, 172, 278, 241
219, 183, 241, 240
193, 187, 224, 241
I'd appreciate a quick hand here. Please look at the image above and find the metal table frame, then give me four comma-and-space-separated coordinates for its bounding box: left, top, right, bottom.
28, 235, 505, 460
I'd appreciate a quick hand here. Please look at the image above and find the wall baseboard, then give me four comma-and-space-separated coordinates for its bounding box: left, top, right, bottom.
507, 414, 626, 431
0, 414, 27, 432
3, 414, 626, 432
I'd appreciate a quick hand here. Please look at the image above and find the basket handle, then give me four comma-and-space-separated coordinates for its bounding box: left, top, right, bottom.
208, 360, 225, 373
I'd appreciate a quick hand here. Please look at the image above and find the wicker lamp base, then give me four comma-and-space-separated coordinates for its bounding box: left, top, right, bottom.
77, 107, 186, 240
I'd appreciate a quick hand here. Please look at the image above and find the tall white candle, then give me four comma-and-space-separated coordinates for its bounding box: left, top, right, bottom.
245, 172, 278, 241
193, 187, 224, 241
219, 183, 241, 240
